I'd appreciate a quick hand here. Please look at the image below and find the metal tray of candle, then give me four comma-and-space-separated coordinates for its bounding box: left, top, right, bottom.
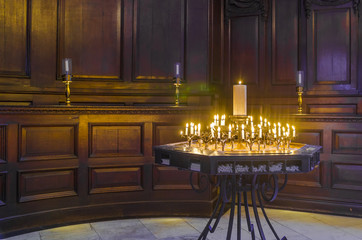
154, 141, 322, 175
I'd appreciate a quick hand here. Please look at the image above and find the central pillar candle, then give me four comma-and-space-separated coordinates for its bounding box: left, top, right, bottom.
233, 82, 247, 116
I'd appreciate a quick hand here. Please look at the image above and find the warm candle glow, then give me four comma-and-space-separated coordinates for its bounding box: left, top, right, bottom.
198, 123, 201, 136
217, 126, 221, 139
186, 123, 189, 135
228, 124, 232, 139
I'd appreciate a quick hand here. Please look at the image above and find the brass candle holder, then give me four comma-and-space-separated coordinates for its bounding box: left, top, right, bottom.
174, 77, 182, 106
297, 86, 303, 114
63, 74, 72, 106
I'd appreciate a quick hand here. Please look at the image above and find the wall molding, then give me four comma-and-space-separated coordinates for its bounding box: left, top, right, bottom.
225, 0, 269, 21
304, 0, 360, 18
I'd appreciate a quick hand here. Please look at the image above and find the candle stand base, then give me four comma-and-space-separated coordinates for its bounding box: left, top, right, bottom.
191, 173, 288, 240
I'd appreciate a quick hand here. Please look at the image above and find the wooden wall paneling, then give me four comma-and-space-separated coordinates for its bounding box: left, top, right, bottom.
89, 166, 143, 194
0, 0, 29, 78
0, 125, 6, 163
306, 2, 358, 94
153, 165, 199, 190
268, 0, 299, 96
133, 0, 184, 82
186, 0, 209, 86
332, 163, 362, 191
58, 0, 122, 81
0, 171, 6, 206
307, 104, 357, 114
30, 0, 58, 88
153, 124, 183, 153
19, 125, 78, 161
333, 131, 362, 154
89, 123, 143, 158
18, 168, 77, 202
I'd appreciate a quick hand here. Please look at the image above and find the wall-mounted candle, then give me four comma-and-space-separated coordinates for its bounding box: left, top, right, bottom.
175, 63, 181, 78
292, 126, 296, 137
242, 124, 245, 139
65, 59, 69, 72
190, 122, 194, 135
233, 81, 247, 116
198, 123, 201, 136
217, 127, 221, 139
186, 123, 189, 136
228, 124, 232, 139
297, 71, 304, 87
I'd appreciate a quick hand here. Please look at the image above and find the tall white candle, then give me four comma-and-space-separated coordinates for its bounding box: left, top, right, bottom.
175, 63, 180, 77
186, 123, 189, 136
228, 124, 232, 139
292, 126, 296, 137
233, 82, 247, 116
259, 124, 262, 138
210, 123, 215, 138
65, 59, 69, 72
242, 124, 245, 139
217, 127, 221, 139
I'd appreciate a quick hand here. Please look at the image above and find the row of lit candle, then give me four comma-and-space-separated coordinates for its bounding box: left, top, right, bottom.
181, 122, 201, 136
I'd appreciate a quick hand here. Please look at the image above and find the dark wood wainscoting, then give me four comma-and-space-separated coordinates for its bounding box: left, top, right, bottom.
0, 106, 215, 237
263, 115, 362, 217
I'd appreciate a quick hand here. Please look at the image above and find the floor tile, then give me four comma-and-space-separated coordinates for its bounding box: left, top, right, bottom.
91, 219, 156, 240
140, 218, 199, 239
3, 232, 41, 240
39, 223, 100, 240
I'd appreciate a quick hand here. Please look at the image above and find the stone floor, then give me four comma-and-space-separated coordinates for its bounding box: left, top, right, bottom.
4, 207, 362, 240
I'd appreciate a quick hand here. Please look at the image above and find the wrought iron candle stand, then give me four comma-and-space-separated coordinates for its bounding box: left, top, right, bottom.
189, 173, 288, 240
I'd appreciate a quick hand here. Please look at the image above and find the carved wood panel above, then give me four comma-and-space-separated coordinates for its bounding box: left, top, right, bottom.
0, 0, 30, 78
20, 125, 78, 161
304, 0, 360, 18
133, 0, 185, 82
57, 0, 123, 81
333, 131, 362, 154
225, 0, 269, 21
89, 124, 143, 157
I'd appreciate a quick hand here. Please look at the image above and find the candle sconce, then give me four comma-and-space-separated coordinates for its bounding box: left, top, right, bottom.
173, 63, 182, 106
296, 71, 304, 114
62, 58, 72, 106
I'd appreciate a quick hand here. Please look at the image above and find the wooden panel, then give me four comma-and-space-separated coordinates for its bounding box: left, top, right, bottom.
333, 131, 362, 154
332, 163, 362, 191
315, 9, 350, 84
153, 124, 183, 147
0, 0, 29, 77
269, 104, 297, 115
58, 0, 122, 80
18, 169, 77, 202
153, 165, 199, 190
295, 130, 323, 151
308, 104, 357, 114
0, 172, 6, 206
20, 125, 77, 161
90, 124, 143, 157
307, 5, 358, 94
0, 125, 6, 163
89, 167, 143, 194
134, 0, 184, 82
271, 0, 298, 85
230, 16, 259, 85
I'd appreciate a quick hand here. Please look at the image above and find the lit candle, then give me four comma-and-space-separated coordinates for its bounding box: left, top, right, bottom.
251, 125, 255, 138
210, 123, 215, 138
246, 118, 249, 126
233, 81, 247, 116
228, 124, 232, 139
268, 122, 271, 134
258, 124, 262, 138
214, 115, 217, 125
198, 123, 201, 136
242, 124, 245, 139
292, 126, 295, 137
191, 122, 194, 135
273, 128, 276, 138
217, 126, 221, 139
221, 115, 225, 126
216, 114, 219, 126
260, 116, 263, 124
278, 122, 281, 137
264, 118, 267, 127
186, 123, 189, 136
